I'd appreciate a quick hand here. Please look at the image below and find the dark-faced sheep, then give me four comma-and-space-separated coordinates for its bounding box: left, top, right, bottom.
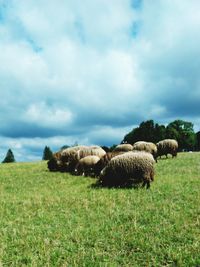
133, 141, 157, 161
47, 151, 63, 171
113, 144, 133, 152
156, 139, 178, 159
99, 151, 155, 188
59, 145, 88, 172
74, 155, 100, 176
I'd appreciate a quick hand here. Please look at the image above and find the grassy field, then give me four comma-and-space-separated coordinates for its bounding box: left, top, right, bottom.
0, 152, 199, 266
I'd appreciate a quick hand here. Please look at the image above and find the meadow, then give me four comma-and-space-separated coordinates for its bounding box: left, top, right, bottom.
0, 152, 199, 266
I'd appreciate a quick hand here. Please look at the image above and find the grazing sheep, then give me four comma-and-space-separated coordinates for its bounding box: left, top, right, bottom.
94, 151, 125, 176
47, 151, 62, 171
74, 155, 100, 176
61, 146, 106, 173
133, 141, 157, 161
77, 146, 106, 159
61, 145, 88, 161
99, 151, 155, 188
113, 144, 133, 152
60, 145, 88, 172
156, 139, 178, 158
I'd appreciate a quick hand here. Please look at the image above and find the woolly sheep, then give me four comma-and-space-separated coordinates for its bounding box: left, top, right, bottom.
47, 151, 62, 171
156, 139, 178, 158
61, 145, 88, 161
99, 151, 155, 188
76, 147, 106, 161
61, 146, 106, 173
60, 145, 88, 171
113, 144, 133, 152
94, 151, 125, 176
133, 141, 157, 161
74, 155, 100, 176
90, 145, 103, 149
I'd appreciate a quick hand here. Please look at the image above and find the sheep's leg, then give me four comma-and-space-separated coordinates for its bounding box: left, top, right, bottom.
142, 181, 147, 188
146, 181, 150, 189
142, 180, 150, 189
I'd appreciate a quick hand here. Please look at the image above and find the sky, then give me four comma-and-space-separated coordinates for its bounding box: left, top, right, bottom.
0, 0, 200, 162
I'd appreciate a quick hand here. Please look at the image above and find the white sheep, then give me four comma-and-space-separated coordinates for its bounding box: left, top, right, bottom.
113, 143, 133, 152
133, 141, 157, 161
156, 139, 178, 158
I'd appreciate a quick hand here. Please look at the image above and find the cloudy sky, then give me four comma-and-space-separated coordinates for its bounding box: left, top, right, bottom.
0, 0, 200, 161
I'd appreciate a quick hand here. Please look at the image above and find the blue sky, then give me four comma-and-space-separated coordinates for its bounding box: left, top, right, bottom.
0, 0, 200, 161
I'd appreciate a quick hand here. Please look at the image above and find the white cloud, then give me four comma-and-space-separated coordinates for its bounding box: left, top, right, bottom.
0, 0, 200, 161
23, 102, 73, 128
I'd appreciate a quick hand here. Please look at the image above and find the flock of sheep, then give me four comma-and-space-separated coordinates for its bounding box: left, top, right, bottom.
47, 139, 178, 189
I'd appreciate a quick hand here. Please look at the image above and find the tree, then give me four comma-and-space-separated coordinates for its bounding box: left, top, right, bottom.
42, 146, 53, 160
167, 120, 196, 151
154, 123, 166, 142
2, 149, 16, 163
122, 119, 197, 151
123, 120, 166, 144
196, 131, 200, 151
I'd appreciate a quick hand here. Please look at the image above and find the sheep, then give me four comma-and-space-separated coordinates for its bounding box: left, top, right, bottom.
113, 143, 133, 152
61, 146, 106, 173
60, 145, 88, 172
90, 145, 103, 149
156, 139, 178, 159
77, 146, 106, 159
74, 155, 101, 176
94, 151, 126, 176
99, 151, 155, 188
47, 151, 63, 171
133, 141, 157, 161
61, 145, 88, 161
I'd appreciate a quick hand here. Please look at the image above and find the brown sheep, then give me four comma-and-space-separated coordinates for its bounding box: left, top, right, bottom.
47, 151, 63, 171
99, 151, 155, 188
94, 151, 125, 176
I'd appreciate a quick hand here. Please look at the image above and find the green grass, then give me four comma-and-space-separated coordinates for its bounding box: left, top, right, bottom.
0, 153, 200, 266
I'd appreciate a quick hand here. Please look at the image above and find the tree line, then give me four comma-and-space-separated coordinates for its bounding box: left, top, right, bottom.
122, 119, 199, 151
41, 119, 200, 158
1, 119, 200, 163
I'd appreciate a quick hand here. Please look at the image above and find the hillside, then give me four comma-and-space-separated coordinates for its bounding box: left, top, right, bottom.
0, 152, 200, 266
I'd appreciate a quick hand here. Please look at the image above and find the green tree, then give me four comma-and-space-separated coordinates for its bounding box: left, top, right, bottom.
60, 145, 70, 150
42, 146, 53, 160
166, 120, 196, 151
2, 149, 16, 163
154, 123, 166, 142
196, 131, 200, 150
122, 119, 196, 151
123, 120, 166, 144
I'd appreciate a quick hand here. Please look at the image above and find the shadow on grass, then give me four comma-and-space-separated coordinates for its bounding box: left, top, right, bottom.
89, 180, 147, 190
